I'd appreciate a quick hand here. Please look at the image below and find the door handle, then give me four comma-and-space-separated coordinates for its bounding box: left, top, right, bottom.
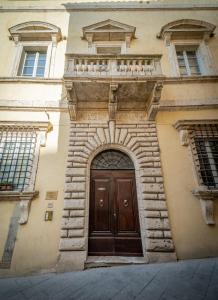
99, 199, 104, 207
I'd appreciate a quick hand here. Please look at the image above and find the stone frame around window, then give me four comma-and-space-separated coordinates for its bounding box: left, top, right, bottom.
174, 119, 218, 225
0, 121, 52, 225
8, 21, 62, 78
157, 19, 217, 77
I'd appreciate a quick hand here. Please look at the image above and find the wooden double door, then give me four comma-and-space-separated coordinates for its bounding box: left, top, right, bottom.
89, 170, 143, 256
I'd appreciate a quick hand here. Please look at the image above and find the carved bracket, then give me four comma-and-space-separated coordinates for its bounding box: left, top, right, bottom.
0, 191, 38, 225
108, 83, 119, 121
193, 186, 218, 225
65, 81, 78, 121
19, 191, 39, 224
147, 81, 163, 121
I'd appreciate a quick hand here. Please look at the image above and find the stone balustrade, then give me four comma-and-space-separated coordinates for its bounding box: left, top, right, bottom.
65, 54, 162, 77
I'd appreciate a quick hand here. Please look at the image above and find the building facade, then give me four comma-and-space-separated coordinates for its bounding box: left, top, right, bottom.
0, 0, 218, 275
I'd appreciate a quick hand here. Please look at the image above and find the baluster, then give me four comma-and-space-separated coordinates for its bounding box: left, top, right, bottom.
126, 60, 131, 73
96, 60, 100, 72
138, 60, 143, 73
83, 59, 88, 72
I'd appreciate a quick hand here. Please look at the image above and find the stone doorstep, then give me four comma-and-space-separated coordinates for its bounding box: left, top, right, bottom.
85, 256, 147, 269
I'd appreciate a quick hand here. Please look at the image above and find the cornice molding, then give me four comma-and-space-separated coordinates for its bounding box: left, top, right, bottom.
1, 3, 218, 12
174, 119, 218, 131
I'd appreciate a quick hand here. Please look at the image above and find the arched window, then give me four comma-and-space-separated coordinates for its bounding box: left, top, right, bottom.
91, 150, 134, 170
158, 19, 216, 76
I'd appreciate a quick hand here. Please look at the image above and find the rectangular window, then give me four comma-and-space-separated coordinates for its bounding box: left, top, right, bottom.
191, 125, 218, 189
0, 130, 37, 191
176, 49, 201, 76
21, 51, 46, 77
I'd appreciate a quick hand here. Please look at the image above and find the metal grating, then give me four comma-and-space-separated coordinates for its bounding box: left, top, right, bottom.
91, 150, 134, 170
190, 124, 218, 189
0, 128, 37, 191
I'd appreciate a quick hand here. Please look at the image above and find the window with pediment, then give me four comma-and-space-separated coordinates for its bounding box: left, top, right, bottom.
158, 19, 217, 76
9, 21, 62, 78
82, 19, 136, 54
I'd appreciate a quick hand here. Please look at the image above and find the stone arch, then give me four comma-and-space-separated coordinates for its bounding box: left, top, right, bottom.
59, 121, 176, 270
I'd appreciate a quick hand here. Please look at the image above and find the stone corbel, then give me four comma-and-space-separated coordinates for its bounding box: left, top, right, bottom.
51, 33, 58, 47
86, 33, 93, 48
65, 81, 77, 121
164, 32, 172, 47
108, 83, 118, 121
179, 129, 189, 146
125, 33, 132, 48
203, 32, 211, 45
146, 81, 163, 121
192, 186, 218, 225
19, 191, 39, 225
12, 34, 21, 45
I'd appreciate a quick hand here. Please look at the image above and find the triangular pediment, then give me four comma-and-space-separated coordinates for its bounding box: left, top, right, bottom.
83, 19, 135, 34
82, 19, 135, 44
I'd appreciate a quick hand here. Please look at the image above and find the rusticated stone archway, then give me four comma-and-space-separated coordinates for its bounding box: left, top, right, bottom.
58, 120, 176, 271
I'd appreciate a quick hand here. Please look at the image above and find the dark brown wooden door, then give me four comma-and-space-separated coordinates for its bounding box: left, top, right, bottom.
89, 170, 143, 256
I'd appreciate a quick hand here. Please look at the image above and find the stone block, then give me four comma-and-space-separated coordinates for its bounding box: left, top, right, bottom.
145, 211, 160, 218
62, 210, 70, 217
143, 194, 158, 200
160, 211, 168, 218
61, 217, 84, 229
146, 230, 163, 238
61, 230, 68, 238
65, 182, 85, 192
143, 200, 167, 211
164, 231, 172, 238
68, 229, 84, 237
71, 192, 85, 199
140, 168, 162, 177
142, 183, 164, 193
64, 199, 85, 210
146, 238, 174, 252
70, 210, 85, 217
141, 177, 156, 183
138, 157, 160, 164
146, 218, 170, 230
71, 176, 86, 182
59, 238, 85, 251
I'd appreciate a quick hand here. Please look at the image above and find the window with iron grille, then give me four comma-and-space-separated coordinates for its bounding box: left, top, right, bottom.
190, 125, 218, 189
0, 129, 37, 191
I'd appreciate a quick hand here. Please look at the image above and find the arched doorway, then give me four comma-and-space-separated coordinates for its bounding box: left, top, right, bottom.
88, 150, 143, 256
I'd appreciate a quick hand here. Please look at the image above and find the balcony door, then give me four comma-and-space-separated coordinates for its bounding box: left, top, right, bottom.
88, 150, 143, 256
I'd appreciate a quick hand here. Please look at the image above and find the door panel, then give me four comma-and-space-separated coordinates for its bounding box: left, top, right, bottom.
89, 170, 142, 256
116, 178, 135, 233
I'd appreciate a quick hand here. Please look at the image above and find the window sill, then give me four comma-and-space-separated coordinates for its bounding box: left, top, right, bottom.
0, 190, 39, 224
192, 186, 218, 225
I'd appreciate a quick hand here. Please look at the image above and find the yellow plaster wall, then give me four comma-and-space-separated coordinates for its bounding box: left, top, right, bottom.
0, 111, 70, 275
157, 110, 218, 259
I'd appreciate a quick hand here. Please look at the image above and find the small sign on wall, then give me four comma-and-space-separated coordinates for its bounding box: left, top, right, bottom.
45, 191, 58, 201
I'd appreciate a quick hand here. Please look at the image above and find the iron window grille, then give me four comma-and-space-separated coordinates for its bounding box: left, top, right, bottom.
190, 124, 218, 189
0, 128, 37, 191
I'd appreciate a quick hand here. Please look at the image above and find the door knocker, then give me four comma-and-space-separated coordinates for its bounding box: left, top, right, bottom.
99, 199, 104, 207
123, 199, 128, 207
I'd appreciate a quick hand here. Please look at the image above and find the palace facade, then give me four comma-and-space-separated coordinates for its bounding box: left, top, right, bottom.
0, 0, 218, 275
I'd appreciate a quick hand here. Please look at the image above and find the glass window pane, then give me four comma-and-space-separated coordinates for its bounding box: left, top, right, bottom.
36, 67, 45, 77
23, 67, 34, 76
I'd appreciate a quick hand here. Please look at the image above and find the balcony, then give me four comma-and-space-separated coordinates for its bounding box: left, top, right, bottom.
64, 54, 163, 78
63, 54, 164, 122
